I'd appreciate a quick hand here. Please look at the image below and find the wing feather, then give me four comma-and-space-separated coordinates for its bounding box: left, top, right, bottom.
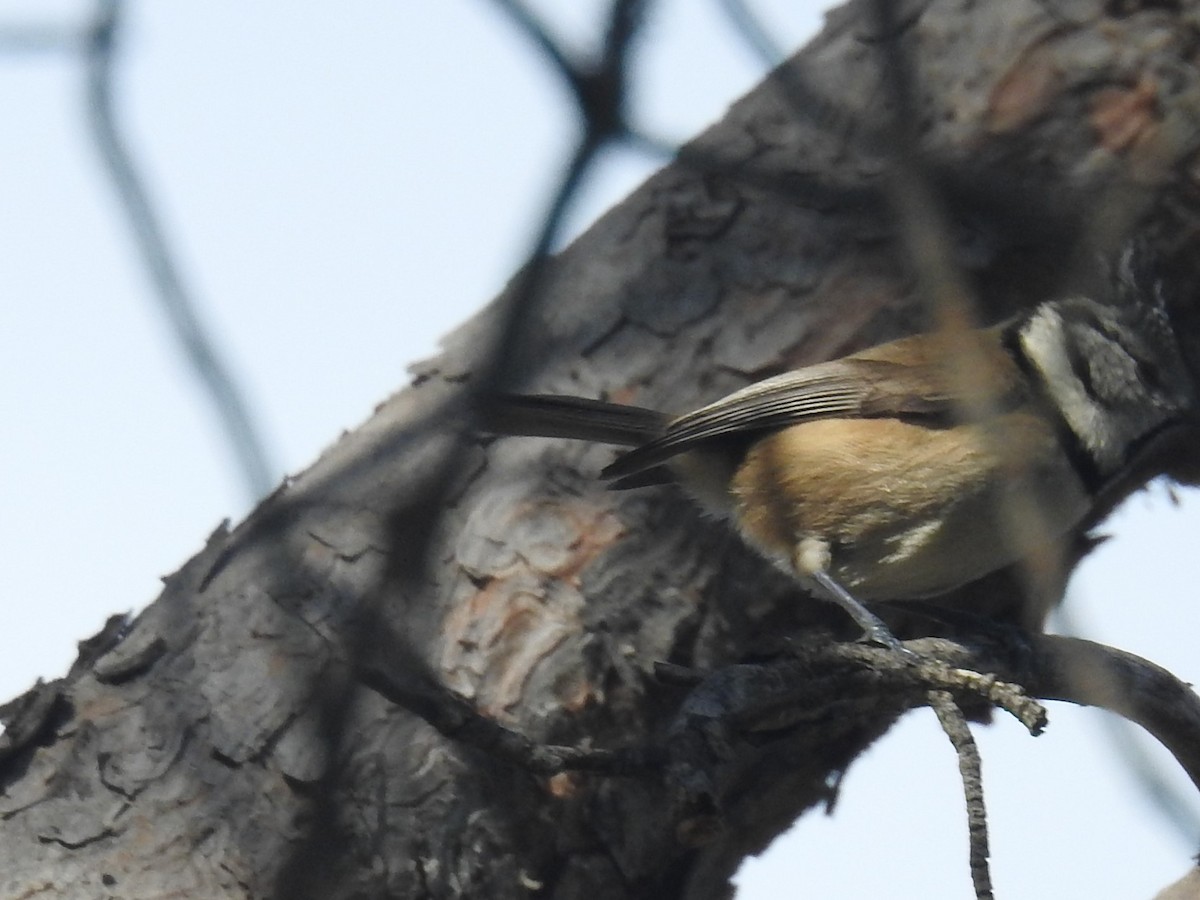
602, 338, 1017, 479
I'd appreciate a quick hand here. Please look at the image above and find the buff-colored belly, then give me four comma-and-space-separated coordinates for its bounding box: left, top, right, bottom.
727, 413, 1091, 600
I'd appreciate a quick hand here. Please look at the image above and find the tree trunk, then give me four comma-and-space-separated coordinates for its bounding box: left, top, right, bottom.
4, 1, 1200, 897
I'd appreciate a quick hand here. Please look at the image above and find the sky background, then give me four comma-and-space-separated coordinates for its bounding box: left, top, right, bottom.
2, 2, 1199, 897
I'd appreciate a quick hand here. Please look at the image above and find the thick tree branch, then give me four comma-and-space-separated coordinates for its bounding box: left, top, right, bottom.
7, 3, 1200, 897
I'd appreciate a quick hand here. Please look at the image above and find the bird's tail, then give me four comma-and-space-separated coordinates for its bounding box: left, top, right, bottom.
479, 393, 668, 447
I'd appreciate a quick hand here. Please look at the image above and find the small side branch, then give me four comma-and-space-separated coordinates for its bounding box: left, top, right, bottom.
929, 690, 993, 900
83, 1, 276, 500
358, 635, 1047, 810
356, 627, 1200, 892
356, 658, 661, 778
917, 633, 1200, 794
1029, 634, 1200, 793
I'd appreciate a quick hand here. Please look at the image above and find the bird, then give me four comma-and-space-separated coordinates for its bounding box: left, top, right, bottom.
480, 283, 1196, 648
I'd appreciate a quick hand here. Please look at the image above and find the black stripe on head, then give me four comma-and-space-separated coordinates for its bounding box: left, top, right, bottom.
1013, 295, 1196, 488
1058, 304, 1106, 406
1001, 309, 1105, 493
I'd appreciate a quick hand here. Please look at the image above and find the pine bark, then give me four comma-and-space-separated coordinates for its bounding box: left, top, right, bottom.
5, 1, 1200, 897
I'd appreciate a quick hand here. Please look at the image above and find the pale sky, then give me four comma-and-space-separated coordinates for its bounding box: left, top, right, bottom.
2, 2, 1198, 897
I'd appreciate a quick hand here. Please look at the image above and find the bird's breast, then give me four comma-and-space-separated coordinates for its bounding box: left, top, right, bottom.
728, 413, 1091, 600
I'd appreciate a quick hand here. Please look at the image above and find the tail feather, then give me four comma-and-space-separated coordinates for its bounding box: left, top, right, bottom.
480, 393, 668, 447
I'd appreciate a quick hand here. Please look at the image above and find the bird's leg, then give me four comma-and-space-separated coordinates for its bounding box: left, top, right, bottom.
796, 538, 909, 653
808, 569, 908, 652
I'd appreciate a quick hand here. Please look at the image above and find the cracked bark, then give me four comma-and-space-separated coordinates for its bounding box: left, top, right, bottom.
6, 1, 1200, 897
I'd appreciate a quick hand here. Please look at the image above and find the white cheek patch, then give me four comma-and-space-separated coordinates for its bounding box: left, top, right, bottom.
1019, 306, 1115, 471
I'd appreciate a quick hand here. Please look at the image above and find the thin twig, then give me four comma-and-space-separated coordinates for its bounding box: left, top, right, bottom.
716, 0, 787, 67
1032, 635, 1200, 793
1053, 606, 1200, 843
0, 24, 81, 53
83, 0, 275, 501
357, 653, 660, 777
916, 632, 1200, 795
273, 4, 651, 895
490, 0, 646, 145
486, 0, 577, 89
929, 690, 994, 900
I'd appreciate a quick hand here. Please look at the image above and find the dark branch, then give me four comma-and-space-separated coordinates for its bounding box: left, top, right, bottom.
1030, 635, 1200, 793
357, 625, 1200, 866
355, 653, 661, 778
929, 690, 993, 900
83, 0, 276, 501
0, 24, 80, 53
715, 0, 787, 67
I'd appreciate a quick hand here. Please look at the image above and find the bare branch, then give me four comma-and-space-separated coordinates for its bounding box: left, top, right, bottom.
83, 0, 276, 500
0, 24, 80, 54
929, 690, 993, 900
715, 0, 787, 67
1031, 635, 1200, 794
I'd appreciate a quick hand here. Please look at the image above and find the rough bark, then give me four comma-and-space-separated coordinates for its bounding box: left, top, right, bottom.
5, 1, 1200, 898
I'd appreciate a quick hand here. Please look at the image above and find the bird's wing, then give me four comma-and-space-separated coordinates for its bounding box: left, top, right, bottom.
603, 330, 1023, 478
